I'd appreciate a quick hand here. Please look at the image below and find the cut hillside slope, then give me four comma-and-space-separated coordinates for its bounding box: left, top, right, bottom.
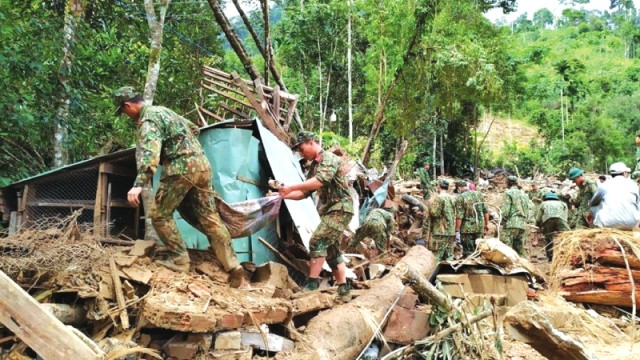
478, 115, 539, 154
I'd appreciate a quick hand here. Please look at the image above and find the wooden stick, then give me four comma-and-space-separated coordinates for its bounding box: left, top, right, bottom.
109, 257, 130, 329
257, 237, 304, 274
399, 264, 454, 311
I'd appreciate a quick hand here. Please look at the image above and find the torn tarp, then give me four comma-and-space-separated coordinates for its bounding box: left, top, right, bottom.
215, 196, 283, 238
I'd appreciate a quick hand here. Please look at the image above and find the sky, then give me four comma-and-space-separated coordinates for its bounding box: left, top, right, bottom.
485, 0, 640, 23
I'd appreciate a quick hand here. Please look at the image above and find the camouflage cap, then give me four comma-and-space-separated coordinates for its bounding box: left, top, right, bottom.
291, 131, 319, 150
455, 180, 467, 187
506, 175, 519, 185
112, 86, 140, 115
632, 171, 640, 180
439, 179, 450, 188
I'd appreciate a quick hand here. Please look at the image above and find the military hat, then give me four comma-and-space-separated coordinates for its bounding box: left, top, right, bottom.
112, 86, 140, 116
455, 180, 467, 187
506, 175, 518, 185
543, 191, 559, 200
567, 168, 584, 180
439, 179, 450, 188
632, 171, 640, 180
291, 131, 319, 150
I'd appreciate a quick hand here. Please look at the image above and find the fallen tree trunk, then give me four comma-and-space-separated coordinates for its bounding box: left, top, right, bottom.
400, 265, 452, 311
285, 246, 437, 360
504, 301, 597, 360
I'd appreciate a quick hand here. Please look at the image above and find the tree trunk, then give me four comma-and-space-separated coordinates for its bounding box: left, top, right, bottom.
361, 6, 431, 165
143, 0, 170, 103
206, 0, 261, 81
347, 0, 353, 144
53, 0, 85, 168
439, 133, 444, 176
289, 246, 437, 360
140, 0, 170, 242
261, 0, 270, 85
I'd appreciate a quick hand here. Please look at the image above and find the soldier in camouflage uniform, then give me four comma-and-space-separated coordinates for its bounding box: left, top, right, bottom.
415, 162, 434, 200
114, 87, 245, 287
348, 208, 395, 253
279, 131, 354, 303
454, 180, 489, 257
567, 168, 598, 229
500, 176, 529, 255
428, 180, 456, 260
535, 192, 569, 261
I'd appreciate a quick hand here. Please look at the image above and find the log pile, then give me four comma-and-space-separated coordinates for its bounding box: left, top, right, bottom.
552, 228, 640, 307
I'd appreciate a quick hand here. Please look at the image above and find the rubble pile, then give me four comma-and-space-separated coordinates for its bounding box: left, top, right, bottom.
551, 228, 640, 307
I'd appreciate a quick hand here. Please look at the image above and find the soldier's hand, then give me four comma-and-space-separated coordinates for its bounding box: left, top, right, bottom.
278, 185, 292, 197
484, 224, 489, 234
128, 186, 143, 207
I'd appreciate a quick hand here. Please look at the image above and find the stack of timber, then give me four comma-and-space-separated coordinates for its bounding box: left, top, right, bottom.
552, 228, 640, 307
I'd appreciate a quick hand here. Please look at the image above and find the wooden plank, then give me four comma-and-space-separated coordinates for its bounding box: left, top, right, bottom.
257, 237, 305, 274
101, 163, 136, 178
109, 257, 130, 329
201, 83, 254, 109
199, 106, 227, 123
285, 96, 299, 129
562, 289, 640, 307
272, 85, 281, 123
0, 269, 102, 359
219, 102, 253, 120
94, 163, 106, 230
19, 185, 29, 212
202, 77, 246, 98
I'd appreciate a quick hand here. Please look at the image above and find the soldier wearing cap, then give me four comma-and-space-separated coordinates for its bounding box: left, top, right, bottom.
500, 176, 529, 255
415, 161, 434, 200
454, 180, 489, 257
348, 207, 396, 255
567, 167, 598, 229
535, 192, 569, 260
279, 131, 354, 303
113, 86, 245, 287
427, 180, 456, 260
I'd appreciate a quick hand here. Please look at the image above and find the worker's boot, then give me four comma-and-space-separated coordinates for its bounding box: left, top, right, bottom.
334, 282, 352, 304
228, 266, 249, 289
304, 277, 320, 292
156, 252, 190, 273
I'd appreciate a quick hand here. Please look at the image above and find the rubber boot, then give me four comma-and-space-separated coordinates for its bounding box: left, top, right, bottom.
304, 277, 320, 292
334, 282, 352, 304
156, 252, 190, 273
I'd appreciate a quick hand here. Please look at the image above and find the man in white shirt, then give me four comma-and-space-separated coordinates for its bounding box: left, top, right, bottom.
590, 162, 640, 229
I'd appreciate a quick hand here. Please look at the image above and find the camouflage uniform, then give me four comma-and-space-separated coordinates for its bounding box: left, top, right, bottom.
350, 208, 395, 251
415, 167, 434, 199
429, 191, 456, 260
570, 179, 598, 229
306, 151, 354, 268
535, 199, 569, 261
136, 104, 239, 271
636, 146, 640, 172
500, 185, 529, 255
455, 190, 488, 256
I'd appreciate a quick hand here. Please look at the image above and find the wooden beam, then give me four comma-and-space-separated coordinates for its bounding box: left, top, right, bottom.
110, 257, 130, 329
0, 269, 103, 359
198, 106, 227, 123
101, 163, 136, 178
219, 102, 253, 120
201, 83, 254, 109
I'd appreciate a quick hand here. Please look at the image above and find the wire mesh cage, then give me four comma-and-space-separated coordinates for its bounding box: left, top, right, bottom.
24, 167, 99, 229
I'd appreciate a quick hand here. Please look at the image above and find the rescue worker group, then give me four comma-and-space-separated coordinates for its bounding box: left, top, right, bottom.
113, 86, 640, 304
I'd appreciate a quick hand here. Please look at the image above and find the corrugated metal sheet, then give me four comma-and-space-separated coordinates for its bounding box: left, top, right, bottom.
255, 120, 320, 249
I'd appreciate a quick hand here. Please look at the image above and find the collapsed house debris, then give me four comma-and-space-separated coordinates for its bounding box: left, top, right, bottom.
1, 68, 639, 360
